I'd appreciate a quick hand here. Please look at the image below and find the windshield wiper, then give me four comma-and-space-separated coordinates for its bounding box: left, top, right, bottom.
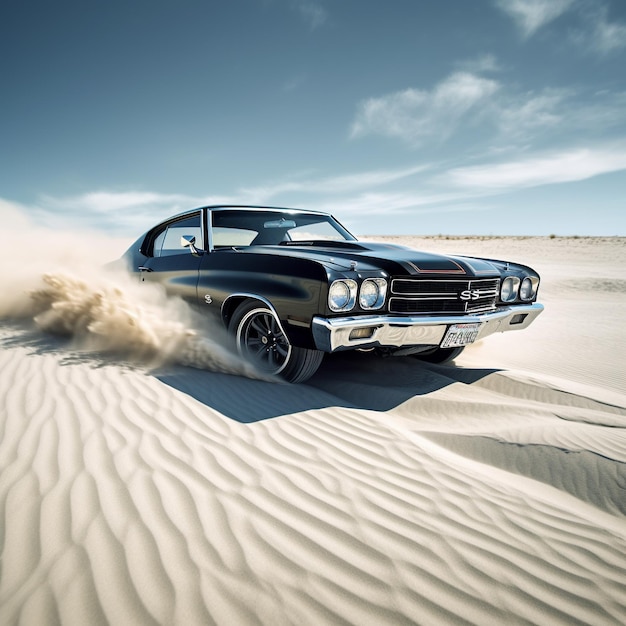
280, 240, 364, 249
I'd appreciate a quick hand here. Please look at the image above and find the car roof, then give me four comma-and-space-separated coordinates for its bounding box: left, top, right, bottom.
168, 205, 331, 221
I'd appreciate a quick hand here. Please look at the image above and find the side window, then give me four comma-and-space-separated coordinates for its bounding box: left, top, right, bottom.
152, 229, 167, 257
152, 213, 203, 257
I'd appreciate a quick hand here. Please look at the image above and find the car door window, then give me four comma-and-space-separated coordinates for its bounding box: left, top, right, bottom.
153, 214, 203, 257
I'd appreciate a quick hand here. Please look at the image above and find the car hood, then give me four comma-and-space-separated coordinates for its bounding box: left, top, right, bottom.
245, 241, 504, 277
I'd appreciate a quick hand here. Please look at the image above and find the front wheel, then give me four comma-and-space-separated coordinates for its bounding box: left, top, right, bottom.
413, 346, 465, 364
229, 300, 324, 383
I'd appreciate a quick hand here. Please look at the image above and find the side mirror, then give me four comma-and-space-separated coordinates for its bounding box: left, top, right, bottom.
181, 235, 203, 256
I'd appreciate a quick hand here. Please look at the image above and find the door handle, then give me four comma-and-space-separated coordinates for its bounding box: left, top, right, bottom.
138, 266, 153, 272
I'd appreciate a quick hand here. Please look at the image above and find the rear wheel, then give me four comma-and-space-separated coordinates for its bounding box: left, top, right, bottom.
413, 346, 465, 364
229, 300, 323, 383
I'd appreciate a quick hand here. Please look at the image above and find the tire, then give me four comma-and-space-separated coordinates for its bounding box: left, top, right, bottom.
229, 300, 324, 383
414, 346, 465, 364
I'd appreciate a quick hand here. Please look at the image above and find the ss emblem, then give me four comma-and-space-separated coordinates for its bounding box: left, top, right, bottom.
460, 289, 480, 301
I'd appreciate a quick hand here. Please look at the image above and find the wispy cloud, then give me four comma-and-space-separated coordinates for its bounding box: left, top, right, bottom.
325, 145, 626, 220
314, 190, 477, 218
495, 88, 569, 140
240, 164, 431, 203
571, 4, 626, 55
328, 144, 626, 225
495, 0, 626, 54
445, 144, 626, 191
456, 53, 502, 74
36, 191, 236, 233
494, 0, 574, 38
24, 140, 626, 237
31, 164, 431, 231
493, 87, 626, 147
42, 191, 192, 213
291, 0, 328, 30
351, 59, 626, 152
350, 72, 500, 146
241, 166, 490, 219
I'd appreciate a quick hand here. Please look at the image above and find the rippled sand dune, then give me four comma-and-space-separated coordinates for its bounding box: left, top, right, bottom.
1, 236, 625, 625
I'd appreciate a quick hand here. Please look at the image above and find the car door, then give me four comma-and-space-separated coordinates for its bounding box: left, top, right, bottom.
138, 212, 204, 302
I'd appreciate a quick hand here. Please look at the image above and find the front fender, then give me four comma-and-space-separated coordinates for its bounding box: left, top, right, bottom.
198, 250, 327, 349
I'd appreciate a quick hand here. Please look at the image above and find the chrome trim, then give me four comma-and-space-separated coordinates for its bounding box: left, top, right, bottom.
221, 293, 282, 328
389, 277, 500, 314
207, 208, 214, 252
311, 303, 544, 353
520, 276, 539, 301
500, 276, 520, 302
359, 278, 388, 310
390, 277, 499, 295
202, 207, 209, 252
223, 292, 272, 312
328, 279, 358, 312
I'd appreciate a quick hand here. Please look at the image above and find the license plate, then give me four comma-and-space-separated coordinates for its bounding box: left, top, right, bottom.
440, 323, 481, 348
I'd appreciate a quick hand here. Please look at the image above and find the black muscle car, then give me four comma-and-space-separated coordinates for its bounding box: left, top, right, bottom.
121, 206, 543, 382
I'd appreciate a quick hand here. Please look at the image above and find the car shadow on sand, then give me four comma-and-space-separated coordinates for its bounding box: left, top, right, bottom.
0, 321, 498, 423
155, 351, 499, 423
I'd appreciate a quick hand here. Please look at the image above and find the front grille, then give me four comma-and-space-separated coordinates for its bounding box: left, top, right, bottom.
389, 278, 499, 315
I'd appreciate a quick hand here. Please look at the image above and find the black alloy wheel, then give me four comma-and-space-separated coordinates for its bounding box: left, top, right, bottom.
229, 300, 324, 383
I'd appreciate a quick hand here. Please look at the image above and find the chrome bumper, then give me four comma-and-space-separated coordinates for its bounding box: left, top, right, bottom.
311, 303, 544, 353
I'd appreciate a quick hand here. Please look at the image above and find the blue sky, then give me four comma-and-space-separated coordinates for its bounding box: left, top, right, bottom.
2, 0, 625, 236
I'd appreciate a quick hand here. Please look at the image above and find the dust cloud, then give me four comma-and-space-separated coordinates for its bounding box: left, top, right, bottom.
0, 200, 261, 378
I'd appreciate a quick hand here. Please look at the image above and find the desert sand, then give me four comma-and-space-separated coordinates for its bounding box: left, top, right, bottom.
1, 224, 625, 625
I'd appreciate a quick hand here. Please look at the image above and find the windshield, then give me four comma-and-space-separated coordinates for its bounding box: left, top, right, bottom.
209, 209, 356, 248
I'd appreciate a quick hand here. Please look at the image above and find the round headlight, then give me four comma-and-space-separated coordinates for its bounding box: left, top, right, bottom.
519, 276, 537, 301
359, 278, 387, 309
359, 280, 379, 308
500, 276, 520, 302
328, 280, 357, 312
